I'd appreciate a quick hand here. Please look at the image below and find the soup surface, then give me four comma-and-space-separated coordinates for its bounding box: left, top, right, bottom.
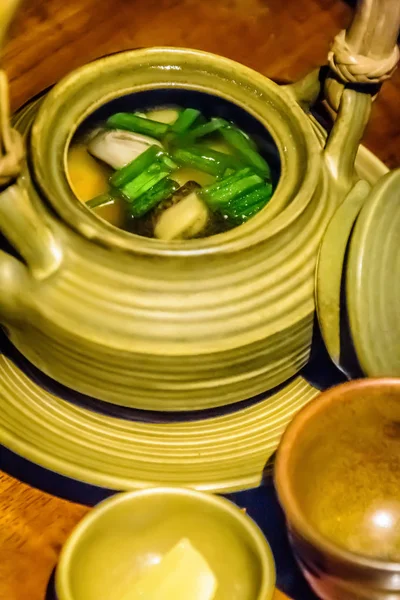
68, 106, 274, 240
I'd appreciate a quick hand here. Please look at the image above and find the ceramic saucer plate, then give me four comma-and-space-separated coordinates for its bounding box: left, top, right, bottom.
0, 352, 318, 493
347, 169, 400, 377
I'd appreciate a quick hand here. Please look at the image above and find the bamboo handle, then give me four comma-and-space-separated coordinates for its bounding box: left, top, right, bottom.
346, 0, 400, 61
328, 0, 400, 86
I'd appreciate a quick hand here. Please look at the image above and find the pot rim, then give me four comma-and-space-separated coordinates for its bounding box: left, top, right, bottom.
275, 377, 400, 573
30, 46, 321, 256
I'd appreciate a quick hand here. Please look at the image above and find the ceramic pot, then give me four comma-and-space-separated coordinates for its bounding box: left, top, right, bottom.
0, 3, 397, 411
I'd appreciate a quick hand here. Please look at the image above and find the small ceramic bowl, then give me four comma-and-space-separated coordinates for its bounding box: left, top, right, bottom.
55, 487, 276, 600
275, 379, 400, 600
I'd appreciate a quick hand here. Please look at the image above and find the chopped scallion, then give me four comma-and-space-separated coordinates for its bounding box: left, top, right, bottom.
180, 117, 226, 142
169, 108, 201, 134
222, 184, 272, 223
121, 162, 171, 201
107, 113, 169, 140
110, 145, 161, 188
219, 121, 271, 179
86, 194, 116, 209
129, 178, 179, 217
200, 169, 264, 209
172, 145, 243, 176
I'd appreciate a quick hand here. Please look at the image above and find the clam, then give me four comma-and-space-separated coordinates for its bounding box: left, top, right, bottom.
88, 129, 162, 170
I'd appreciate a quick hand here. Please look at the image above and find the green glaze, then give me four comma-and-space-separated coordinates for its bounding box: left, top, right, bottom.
55, 488, 276, 600
347, 169, 400, 377
0, 351, 318, 492
315, 179, 372, 375
0, 48, 374, 410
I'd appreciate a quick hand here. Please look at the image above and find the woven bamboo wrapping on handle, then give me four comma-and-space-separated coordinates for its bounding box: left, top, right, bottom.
328, 0, 400, 86
328, 29, 399, 84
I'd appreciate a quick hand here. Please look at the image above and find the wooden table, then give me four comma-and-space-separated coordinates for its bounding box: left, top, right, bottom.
0, 1, 399, 599
0, 472, 291, 600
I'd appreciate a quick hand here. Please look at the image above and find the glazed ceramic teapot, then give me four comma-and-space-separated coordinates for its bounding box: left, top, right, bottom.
0, 0, 398, 411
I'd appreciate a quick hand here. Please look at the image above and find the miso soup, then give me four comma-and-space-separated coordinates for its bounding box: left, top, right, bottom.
68, 104, 275, 240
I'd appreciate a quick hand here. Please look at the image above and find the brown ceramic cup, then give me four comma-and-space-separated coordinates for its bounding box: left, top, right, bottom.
275, 378, 400, 600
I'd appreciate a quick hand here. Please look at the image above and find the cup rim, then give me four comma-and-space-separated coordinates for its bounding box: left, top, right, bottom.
55, 486, 276, 600
275, 377, 400, 572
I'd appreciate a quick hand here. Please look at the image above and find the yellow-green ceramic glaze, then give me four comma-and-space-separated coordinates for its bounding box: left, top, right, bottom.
315, 180, 372, 373
347, 169, 400, 377
275, 378, 400, 600
0, 352, 318, 493
315, 147, 389, 377
55, 488, 276, 600
0, 48, 372, 411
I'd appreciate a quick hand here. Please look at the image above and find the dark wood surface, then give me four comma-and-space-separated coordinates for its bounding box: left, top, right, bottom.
0, 1, 398, 599
3, 0, 400, 167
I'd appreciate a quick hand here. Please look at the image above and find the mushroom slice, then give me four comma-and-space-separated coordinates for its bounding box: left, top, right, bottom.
154, 189, 210, 241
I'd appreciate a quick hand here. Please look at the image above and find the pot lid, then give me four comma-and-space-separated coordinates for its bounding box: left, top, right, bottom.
346, 168, 400, 377
315, 179, 371, 377
316, 168, 400, 378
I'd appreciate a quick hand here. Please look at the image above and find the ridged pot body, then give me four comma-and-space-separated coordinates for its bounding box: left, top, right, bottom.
0, 48, 339, 410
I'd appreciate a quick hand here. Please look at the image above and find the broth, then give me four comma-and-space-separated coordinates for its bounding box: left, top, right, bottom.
68, 105, 274, 240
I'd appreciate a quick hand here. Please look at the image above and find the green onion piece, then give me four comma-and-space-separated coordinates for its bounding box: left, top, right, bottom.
231, 183, 272, 209
200, 168, 252, 198
223, 184, 272, 222
159, 153, 178, 170
110, 145, 161, 189
169, 108, 201, 134
86, 194, 116, 209
220, 167, 235, 179
106, 113, 168, 140
241, 200, 269, 219
219, 122, 271, 179
200, 168, 251, 196
180, 117, 226, 141
217, 118, 258, 148
225, 199, 267, 224
129, 178, 179, 218
201, 170, 264, 209
122, 162, 171, 201
172, 145, 243, 176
